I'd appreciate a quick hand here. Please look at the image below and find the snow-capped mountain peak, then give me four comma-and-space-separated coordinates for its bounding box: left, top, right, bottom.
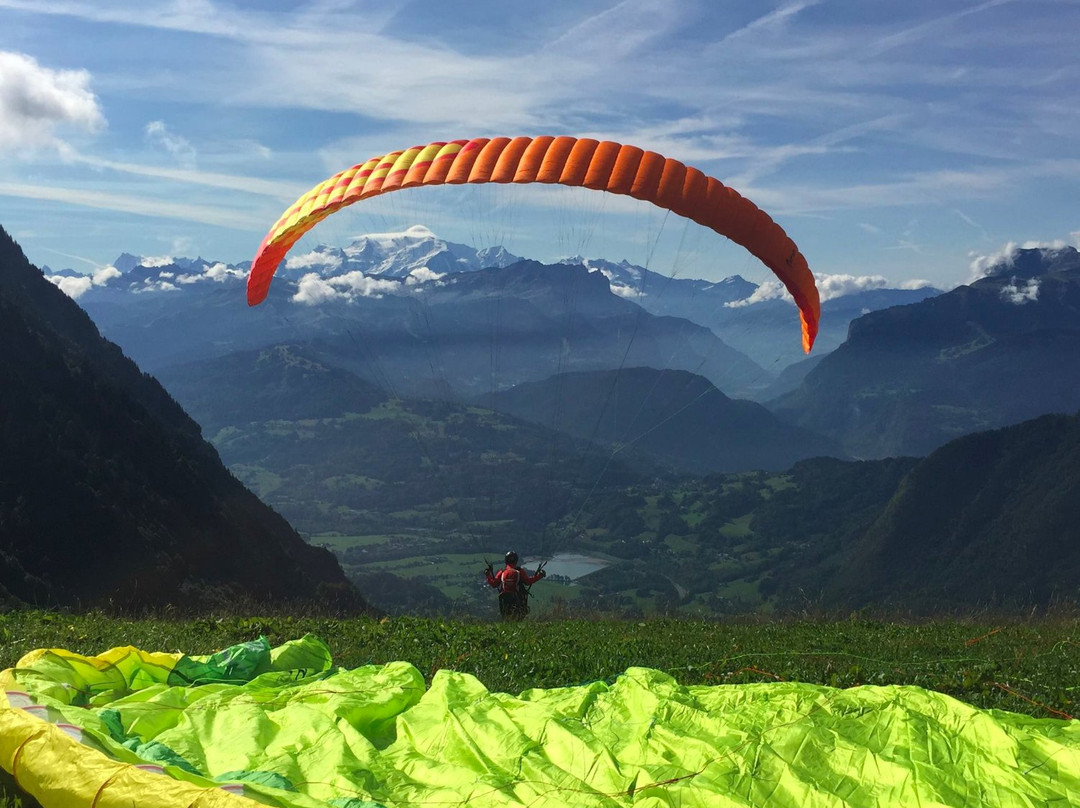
281, 225, 520, 280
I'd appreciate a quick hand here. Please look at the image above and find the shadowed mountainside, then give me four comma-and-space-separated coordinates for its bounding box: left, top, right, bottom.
0, 225, 364, 612
759, 411, 1080, 611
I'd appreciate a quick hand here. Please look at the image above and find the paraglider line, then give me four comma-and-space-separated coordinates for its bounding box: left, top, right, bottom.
993, 682, 1074, 721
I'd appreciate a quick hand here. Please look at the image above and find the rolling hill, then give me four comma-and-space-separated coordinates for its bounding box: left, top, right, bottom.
477, 367, 843, 473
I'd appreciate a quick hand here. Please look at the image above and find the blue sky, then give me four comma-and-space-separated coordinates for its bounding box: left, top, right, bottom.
0, 0, 1077, 289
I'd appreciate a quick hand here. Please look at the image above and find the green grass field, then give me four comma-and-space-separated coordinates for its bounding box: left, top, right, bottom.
1, 611, 1076, 717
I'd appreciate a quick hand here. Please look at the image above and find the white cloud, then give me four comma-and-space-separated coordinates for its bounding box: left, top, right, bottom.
170, 236, 196, 256
292, 274, 338, 305
404, 267, 443, 286
725, 272, 935, 307
286, 250, 343, 271
175, 262, 245, 284
330, 272, 401, 297
607, 281, 644, 299
818, 274, 888, 299
203, 262, 244, 282
589, 267, 644, 299
741, 159, 1080, 218
49, 274, 92, 298
725, 279, 789, 307
242, 139, 272, 160
899, 279, 934, 290
133, 279, 179, 293
145, 120, 196, 169
0, 50, 104, 151
92, 265, 121, 285
1000, 277, 1039, 304
968, 241, 1019, 281
1022, 239, 1068, 250
967, 239, 1070, 282
952, 208, 990, 241
547, 0, 690, 59
47, 263, 121, 298
817, 273, 933, 300
292, 270, 400, 304
248, 30, 543, 133
865, 0, 1017, 57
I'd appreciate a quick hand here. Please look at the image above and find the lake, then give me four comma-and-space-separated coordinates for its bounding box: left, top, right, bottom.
525, 553, 611, 581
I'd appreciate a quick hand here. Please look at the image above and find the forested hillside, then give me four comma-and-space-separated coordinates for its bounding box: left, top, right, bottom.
0, 225, 364, 612
827, 412, 1080, 609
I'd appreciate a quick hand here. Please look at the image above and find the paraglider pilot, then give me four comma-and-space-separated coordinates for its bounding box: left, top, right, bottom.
485, 551, 546, 621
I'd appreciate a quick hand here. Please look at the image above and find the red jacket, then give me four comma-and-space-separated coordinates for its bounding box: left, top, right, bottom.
486, 564, 543, 594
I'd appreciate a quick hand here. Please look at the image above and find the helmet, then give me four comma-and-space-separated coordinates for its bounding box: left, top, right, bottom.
505, 551, 518, 565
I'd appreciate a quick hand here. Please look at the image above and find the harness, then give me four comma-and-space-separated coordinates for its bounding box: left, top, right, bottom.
498, 567, 522, 594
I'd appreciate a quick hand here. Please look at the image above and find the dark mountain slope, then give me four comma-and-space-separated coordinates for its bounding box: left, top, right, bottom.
829, 411, 1080, 609
0, 225, 361, 611
478, 367, 843, 473
771, 247, 1080, 457
754, 411, 1080, 611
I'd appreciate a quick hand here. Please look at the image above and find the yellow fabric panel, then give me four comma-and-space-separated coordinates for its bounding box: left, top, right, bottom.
0, 706, 257, 808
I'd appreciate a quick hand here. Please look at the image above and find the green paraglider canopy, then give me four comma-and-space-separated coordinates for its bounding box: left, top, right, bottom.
2, 635, 1078, 807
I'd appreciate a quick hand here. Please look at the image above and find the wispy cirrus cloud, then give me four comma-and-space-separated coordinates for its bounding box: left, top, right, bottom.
1, 0, 1077, 284
741, 158, 1080, 216
64, 149, 306, 200
713, 0, 821, 46
0, 180, 264, 228
144, 120, 196, 169
545, 0, 689, 58
0, 0, 333, 43
864, 0, 1018, 57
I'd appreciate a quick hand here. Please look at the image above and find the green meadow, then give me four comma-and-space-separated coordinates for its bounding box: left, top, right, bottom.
1, 611, 1076, 716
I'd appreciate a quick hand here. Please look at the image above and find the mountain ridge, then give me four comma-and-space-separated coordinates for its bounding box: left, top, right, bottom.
46, 226, 942, 390
770, 246, 1080, 457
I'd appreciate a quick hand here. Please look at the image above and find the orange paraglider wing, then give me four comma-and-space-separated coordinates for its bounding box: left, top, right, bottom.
247, 136, 820, 353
